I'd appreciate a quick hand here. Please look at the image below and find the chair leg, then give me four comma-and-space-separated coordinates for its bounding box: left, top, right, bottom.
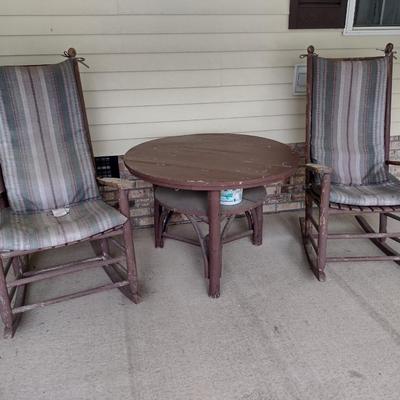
299, 193, 315, 271
123, 227, 139, 304
315, 201, 328, 281
119, 190, 139, 304
356, 215, 400, 266
124, 225, 139, 304
313, 173, 331, 281
379, 213, 388, 243
98, 238, 138, 302
0, 257, 14, 338
100, 237, 110, 257
300, 191, 328, 282
8, 257, 28, 337
304, 190, 313, 238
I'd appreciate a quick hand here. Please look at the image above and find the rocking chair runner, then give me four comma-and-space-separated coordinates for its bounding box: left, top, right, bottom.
300, 43, 398, 281
0, 49, 139, 338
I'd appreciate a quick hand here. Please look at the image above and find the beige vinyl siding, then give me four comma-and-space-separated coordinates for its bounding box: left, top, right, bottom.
0, 0, 399, 156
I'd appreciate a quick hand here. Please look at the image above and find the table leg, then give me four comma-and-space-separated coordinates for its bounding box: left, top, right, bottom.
254, 205, 263, 246
154, 194, 163, 248
208, 190, 222, 298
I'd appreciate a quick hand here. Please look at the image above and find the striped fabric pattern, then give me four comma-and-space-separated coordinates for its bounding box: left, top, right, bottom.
313, 175, 400, 206
0, 199, 126, 251
0, 59, 99, 213
329, 175, 400, 206
311, 57, 388, 185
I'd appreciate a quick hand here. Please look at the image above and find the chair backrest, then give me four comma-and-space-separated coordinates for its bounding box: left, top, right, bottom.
0, 56, 99, 213
306, 44, 394, 186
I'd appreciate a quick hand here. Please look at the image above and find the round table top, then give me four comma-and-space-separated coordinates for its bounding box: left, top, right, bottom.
124, 133, 299, 191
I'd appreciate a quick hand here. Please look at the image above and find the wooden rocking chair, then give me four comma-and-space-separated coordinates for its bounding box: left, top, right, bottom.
300, 43, 398, 281
0, 49, 139, 338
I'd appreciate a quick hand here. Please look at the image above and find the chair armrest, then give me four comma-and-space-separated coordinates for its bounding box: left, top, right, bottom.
304, 163, 333, 175
97, 177, 136, 191
304, 164, 332, 203
386, 160, 400, 166
97, 177, 137, 218
97, 178, 136, 217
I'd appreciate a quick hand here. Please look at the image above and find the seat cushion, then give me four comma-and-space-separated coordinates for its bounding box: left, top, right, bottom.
0, 200, 126, 251
0, 59, 99, 213
314, 175, 400, 206
311, 56, 388, 185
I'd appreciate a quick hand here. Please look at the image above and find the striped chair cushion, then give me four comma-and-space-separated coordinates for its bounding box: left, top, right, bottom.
0, 200, 126, 251
313, 175, 400, 206
0, 59, 99, 213
311, 57, 388, 185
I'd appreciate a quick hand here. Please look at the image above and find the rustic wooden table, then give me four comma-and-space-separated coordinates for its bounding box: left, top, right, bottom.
124, 133, 299, 297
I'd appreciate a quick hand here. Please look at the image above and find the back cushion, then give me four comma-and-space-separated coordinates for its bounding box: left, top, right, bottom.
0, 59, 99, 213
311, 57, 388, 185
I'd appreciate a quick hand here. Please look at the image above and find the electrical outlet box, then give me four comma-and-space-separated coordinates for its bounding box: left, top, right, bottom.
293, 64, 307, 96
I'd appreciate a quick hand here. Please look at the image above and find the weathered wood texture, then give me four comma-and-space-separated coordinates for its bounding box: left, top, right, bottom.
153, 186, 265, 284
0, 51, 139, 338
300, 44, 400, 281
124, 134, 299, 191
125, 133, 299, 297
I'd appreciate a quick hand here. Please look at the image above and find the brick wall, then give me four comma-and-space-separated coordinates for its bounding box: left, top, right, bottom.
100, 136, 400, 228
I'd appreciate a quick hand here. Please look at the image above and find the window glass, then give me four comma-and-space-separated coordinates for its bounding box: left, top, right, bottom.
354, 0, 400, 27
382, 0, 400, 26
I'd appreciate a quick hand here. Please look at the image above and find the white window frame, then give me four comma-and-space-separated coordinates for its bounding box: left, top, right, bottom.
344, 0, 400, 36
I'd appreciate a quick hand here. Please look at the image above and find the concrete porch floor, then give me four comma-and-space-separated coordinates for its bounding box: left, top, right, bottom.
1, 211, 400, 400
